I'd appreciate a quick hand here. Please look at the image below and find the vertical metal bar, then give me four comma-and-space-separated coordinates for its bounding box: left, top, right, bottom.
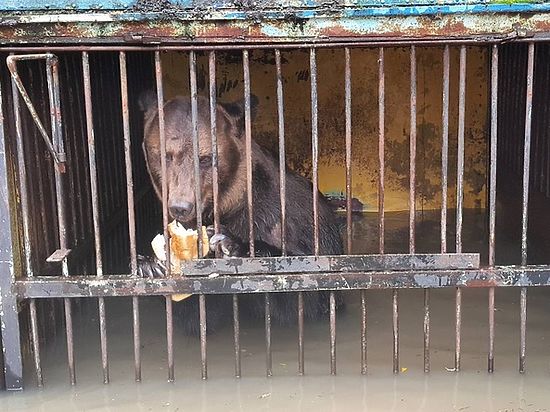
119, 51, 141, 382
154, 51, 174, 382
209, 51, 220, 235
454, 45, 467, 372
82, 51, 109, 385
242, 50, 254, 257
10, 60, 40, 388
189, 51, 207, 380
360, 290, 367, 375
275, 49, 286, 255
298, 291, 304, 376
423, 289, 430, 373
47, 57, 75, 385
199, 294, 207, 380
392, 289, 399, 374
520, 42, 535, 374
344, 48, 352, 253
441, 45, 450, 254
488, 44, 499, 374
378, 47, 385, 255
409, 45, 417, 254
0, 70, 24, 391
310, 48, 320, 256
233, 294, 241, 378
329, 291, 336, 375
265, 293, 272, 377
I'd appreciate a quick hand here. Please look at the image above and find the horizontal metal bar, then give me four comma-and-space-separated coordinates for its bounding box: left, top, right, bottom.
14, 266, 550, 298
181, 253, 480, 276
46, 248, 71, 263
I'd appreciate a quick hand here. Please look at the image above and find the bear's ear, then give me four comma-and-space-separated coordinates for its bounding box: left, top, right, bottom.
218, 94, 259, 136
138, 90, 158, 112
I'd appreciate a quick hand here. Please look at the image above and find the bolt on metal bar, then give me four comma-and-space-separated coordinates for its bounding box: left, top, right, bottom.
82, 51, 109, 384
154, 51, 174, 382
344, 47, 352, 254
454, 45, 467, 373
9, 54, 41, 387
119, 51, 141, 382
189, 50, 207, 380
488, 44, 499, 374
520, 42, 535, 374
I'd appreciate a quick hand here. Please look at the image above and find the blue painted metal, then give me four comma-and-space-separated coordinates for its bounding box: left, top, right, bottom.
1, 0, 550, 17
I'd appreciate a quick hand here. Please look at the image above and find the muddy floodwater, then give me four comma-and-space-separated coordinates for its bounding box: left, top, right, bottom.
3, 211, 550, 411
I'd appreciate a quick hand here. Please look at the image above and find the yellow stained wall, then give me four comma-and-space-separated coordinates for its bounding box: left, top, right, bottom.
161, 46, 488, 212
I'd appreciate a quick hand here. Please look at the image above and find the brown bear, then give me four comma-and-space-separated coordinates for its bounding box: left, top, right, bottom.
137, 91, 344, 335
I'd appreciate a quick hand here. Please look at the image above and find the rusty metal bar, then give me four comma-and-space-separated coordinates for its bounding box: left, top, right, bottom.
9, 55, 40, 388
190, 50, 203, 256
392, 289, 399, 374
6, 54, 66, 167
190, 51, 207, 379
265, 293, 272, 377
180, 253, 479, 276
82, 51, 109, 384
0, 37, 541, 54
378, 47, 385, 255
242, 50, 254, 257
209, 51, 220, 236
310, 47, 320, 256
329, 291, 336, 375
441, 45, 450, 254
0, 75, 23, 390
409, 45, 417, 254
46, 56, 76, 385
345, 47, 352, 254
154, 51, 174, 382
520, 42, 535, 374
360, 290, 367, 375
454, 45, 467, 373
298, 291, 304, 376
275, 49, 286, 255
16, 265, 550, 298
488, 44, 499, 374
119, 51, 141, 382
199, 294, 207, 380
423, 289, 430, 373
233, 294, 241, 378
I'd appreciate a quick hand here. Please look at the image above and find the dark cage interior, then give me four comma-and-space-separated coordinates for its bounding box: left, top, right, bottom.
0, 42, 550, 388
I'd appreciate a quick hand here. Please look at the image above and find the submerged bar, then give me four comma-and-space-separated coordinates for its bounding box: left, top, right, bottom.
82, 51, 109, 384
455, 45, 467, 372
488, 44, 499, 373
360, 290, 367, 375
233, 294, 241, 378
520, 42, 535, 374
330, 291, 336, 375
154, 51, 174, 382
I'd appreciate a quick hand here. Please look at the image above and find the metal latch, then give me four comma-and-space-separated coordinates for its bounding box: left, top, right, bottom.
6, 54, 67, 173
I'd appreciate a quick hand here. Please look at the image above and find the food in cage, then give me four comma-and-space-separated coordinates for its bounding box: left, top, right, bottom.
151, 220, 209, 302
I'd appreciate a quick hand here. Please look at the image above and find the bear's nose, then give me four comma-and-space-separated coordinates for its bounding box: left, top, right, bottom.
169, 202, 194, 221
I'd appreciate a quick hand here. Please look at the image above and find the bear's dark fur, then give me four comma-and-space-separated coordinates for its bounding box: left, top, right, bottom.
138, 91, 344, 335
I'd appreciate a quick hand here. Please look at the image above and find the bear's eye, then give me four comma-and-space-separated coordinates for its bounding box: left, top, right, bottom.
199, 155, 212, 168
166, 153, 174, 162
